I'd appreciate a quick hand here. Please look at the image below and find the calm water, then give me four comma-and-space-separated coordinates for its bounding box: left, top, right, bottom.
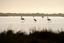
0, 16, 64, 33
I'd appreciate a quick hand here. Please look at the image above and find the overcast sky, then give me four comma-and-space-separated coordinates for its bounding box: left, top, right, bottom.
0, 0, 64, 13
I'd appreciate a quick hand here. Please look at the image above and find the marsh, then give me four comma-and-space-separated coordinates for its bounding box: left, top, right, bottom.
0, 16, 64, 33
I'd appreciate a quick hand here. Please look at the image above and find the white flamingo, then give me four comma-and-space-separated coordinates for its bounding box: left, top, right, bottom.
33, 16, 37, 22
47, 16, 51, 21
21, 16, 24, 20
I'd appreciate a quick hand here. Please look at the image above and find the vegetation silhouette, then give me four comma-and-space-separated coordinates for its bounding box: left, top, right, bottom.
0, 30, 64, 43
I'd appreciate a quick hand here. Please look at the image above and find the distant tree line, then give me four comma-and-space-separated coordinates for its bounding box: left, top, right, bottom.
0, 30, 64, 43
0, 13, 64, 16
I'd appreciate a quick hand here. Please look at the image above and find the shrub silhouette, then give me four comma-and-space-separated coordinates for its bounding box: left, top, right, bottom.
58, 31, 64, 43
0, 30, 64, 43
29, 31, 59, 43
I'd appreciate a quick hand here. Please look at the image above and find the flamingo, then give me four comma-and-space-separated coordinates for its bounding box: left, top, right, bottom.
33, 16, 37, 22
21, 16, 24, 20
47, 16, 51, 21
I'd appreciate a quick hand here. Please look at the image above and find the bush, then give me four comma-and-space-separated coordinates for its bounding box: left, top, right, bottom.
0, 30, 64, 43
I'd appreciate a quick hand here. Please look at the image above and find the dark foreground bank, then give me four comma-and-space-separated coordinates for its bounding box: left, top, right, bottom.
0, 30, 64, 43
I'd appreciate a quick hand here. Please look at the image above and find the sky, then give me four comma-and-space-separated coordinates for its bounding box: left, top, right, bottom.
0, 0, 64, 14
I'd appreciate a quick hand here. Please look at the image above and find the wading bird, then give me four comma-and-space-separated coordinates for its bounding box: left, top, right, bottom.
21, 16, 24, 20
33, 16, 37, 22
47, 16, 51, 21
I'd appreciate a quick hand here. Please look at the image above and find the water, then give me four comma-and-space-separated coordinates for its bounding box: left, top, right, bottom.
0, 16, 64, 33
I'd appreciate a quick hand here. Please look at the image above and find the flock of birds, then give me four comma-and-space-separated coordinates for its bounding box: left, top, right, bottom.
21, 16, 51, 22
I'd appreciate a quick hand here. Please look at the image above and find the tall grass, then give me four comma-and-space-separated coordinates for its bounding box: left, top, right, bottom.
0, 29, 64, 43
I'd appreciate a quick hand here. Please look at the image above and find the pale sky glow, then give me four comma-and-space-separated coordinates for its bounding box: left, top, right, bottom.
0, 0, 64, 13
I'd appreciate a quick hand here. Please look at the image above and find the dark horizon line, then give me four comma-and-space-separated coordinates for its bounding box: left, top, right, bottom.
0, 13, 64, 17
